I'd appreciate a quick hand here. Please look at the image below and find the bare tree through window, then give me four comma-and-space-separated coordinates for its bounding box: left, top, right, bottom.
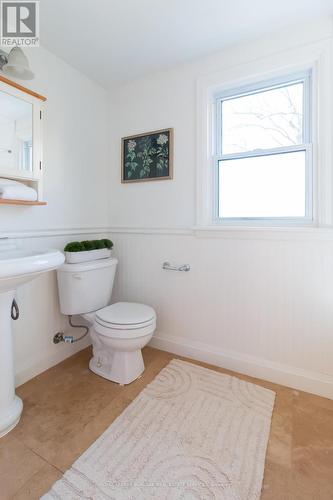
222, 82, 303, 154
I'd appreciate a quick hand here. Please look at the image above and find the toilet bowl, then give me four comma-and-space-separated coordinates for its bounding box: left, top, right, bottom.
85, 302, 156, 384
57, 258, 156, 385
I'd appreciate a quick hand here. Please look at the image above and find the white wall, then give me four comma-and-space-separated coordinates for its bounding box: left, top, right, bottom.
107, 18, 333, 398
108, 18, 333, 228
1, 46, 110, 385
12, 232, 108, 386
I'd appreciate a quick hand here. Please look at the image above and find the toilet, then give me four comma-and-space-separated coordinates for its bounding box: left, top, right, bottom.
57, 258, 156, 384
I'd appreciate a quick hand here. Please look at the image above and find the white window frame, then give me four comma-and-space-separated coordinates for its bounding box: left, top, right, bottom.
196, 39, 333, 233
213, 72, 313, 225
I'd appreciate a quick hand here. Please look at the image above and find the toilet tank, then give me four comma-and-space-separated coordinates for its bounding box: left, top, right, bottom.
57, 257, 118, 315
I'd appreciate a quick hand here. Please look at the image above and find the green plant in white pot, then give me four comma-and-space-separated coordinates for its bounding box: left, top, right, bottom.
64, 239, 113, 263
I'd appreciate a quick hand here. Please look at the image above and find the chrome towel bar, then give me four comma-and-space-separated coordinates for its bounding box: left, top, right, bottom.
162, 261, 190, 272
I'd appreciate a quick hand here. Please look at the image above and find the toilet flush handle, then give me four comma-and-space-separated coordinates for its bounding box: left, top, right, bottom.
72, 274, 82, 280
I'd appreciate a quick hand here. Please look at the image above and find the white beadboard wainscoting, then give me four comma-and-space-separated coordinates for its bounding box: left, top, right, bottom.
108, 230, 333, 399
3, 230, 109, 387
6, 225, 333, 398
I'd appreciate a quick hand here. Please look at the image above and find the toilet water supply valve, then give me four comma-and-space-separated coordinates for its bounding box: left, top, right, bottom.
10, 299, 89, 344
10, 299, 86, 343
53, 315, 89, 344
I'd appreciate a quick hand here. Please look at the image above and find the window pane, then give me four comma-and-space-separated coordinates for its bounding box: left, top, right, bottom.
221, 82, 304, 154
218, 151, 306, 218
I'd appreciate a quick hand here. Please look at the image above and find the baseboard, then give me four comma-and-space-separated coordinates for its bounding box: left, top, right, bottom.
149, 333, 333, 400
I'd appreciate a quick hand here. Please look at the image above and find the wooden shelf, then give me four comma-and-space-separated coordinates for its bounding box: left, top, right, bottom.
0, 199, 47, 206
0, 75, 47, 101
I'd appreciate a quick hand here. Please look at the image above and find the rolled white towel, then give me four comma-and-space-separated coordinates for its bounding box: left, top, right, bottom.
0, 178, 37, 201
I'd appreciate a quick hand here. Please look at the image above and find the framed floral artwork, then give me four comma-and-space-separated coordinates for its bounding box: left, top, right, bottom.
121, 128, 173, 183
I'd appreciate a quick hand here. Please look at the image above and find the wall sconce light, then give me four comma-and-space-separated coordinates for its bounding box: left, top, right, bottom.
0, 49, 7, 70
0, 47, 34, 80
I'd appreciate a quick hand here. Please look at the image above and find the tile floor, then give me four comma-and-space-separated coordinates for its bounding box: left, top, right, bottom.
1, 346, 333, 499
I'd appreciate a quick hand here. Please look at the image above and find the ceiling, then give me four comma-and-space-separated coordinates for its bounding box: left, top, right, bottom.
40, 0, 333, 88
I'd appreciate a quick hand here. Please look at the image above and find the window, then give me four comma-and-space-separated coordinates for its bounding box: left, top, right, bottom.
215, 72, 312, 223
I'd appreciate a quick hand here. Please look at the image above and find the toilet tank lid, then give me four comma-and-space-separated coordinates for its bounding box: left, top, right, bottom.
58, 257, 118, 272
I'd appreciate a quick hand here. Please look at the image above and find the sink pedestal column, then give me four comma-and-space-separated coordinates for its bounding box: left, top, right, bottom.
0, 290, 23, 437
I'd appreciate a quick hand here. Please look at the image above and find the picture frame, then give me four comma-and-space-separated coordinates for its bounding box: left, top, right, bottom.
121, 128, 173, 183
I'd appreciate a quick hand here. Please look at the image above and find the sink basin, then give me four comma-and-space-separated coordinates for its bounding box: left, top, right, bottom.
0, 248, 65, 291
0, 247, 65, 437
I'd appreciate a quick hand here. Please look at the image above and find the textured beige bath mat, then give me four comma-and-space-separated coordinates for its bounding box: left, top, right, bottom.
43, 359, 275, 499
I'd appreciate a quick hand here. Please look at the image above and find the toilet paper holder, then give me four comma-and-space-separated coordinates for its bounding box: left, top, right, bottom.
162, 261, 190, 272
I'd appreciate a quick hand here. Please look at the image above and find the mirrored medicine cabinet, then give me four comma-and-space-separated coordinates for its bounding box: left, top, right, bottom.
0, 74, 46, 205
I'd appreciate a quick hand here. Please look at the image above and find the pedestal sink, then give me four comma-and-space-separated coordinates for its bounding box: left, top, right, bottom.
0, 248, 64, 437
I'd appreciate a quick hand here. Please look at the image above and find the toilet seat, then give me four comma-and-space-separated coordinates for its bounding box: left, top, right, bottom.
94, 302, 156, 338
96, 302, 155, 325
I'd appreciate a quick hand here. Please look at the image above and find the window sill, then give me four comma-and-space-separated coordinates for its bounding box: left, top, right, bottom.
193, 225, 333, 241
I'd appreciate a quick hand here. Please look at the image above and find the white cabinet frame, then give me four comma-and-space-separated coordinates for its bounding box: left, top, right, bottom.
0, 76, 46, 201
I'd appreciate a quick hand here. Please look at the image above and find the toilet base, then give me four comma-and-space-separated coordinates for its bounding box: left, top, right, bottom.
89, 349, 145, 385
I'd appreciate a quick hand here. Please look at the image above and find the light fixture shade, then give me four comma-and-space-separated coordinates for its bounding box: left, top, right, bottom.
0, 49, 8, 70
2, 47, 34, 80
